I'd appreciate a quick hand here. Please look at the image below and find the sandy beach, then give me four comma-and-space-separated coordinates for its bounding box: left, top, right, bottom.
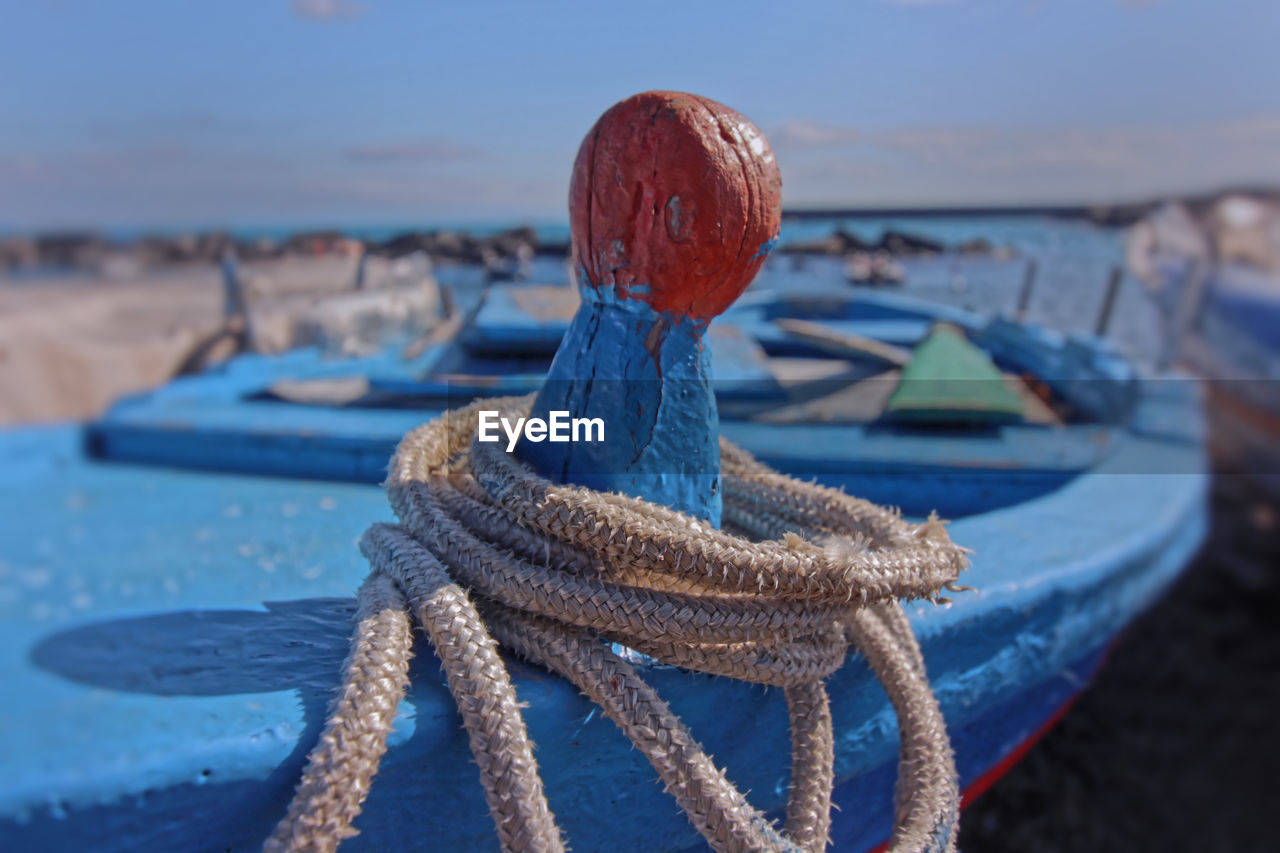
0, 254, 438, 425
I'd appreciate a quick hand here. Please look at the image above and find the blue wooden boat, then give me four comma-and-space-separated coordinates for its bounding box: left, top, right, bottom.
1, 89, 1207, 852
87, 281, 1158, 520
0, 285, 1207, 852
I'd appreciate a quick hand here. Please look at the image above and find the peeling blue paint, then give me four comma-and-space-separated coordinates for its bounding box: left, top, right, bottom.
581, 280, 659, 305
751, 231, 780, 261
518, 293, 722, 525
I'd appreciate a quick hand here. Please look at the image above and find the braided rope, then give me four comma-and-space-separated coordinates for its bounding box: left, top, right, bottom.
269, 395, 967, 852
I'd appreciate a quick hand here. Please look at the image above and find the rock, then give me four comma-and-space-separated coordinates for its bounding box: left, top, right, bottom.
783, 235, 846, 255
0, 237, 37, 272
234, 237, 283, 262
33, 232, 107, 270
378, 226, 541, 268
282, 230, 349, 257
835, 228, 874, 253
488, 225, 538, 257
378, 231, 435, 259
955, 237, 994, 256
877, 229, 944, 256
535, 240, 572, 257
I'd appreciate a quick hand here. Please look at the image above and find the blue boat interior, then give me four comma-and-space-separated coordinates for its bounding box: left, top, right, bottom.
85, 284, 1149, 518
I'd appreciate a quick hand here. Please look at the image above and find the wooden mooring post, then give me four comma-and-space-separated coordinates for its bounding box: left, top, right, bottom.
1094, 265, 1124, 337
516, 91, 782, 527
1015, 257, 1038, 321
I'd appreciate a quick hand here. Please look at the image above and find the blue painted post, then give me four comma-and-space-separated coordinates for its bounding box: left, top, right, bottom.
515, 91, 782, 527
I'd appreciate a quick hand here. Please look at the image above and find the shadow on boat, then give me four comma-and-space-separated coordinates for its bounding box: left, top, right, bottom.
22, 598, 504, 852
16, 579, 1149, 852
25, 599, 354, 851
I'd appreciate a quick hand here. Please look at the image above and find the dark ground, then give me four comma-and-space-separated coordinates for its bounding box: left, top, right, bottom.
958, 477, 1280, 852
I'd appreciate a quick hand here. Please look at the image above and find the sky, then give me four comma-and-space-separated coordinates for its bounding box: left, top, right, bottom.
1, 0, 1278, 229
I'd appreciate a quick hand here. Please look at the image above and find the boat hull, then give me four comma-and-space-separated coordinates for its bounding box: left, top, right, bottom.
0, 416, 1206, 851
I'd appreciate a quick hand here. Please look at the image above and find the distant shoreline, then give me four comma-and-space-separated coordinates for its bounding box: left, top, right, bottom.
781, 204, 1150, 226
783, 184, 1280, 226
4, 184, 1276, 244
4, 183, 1276, 239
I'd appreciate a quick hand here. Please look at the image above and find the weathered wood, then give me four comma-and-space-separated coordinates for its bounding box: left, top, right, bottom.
1161, 257, 1210, 371
220, 247, 246, 321
1094, 265, 1124, 337
568, 91, 782, 320
775, 317, 912, 367
519, 91, 782, 525
1014, 257, 1037, 321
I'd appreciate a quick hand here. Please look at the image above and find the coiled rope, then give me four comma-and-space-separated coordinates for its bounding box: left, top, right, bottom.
266, 395, 969, 853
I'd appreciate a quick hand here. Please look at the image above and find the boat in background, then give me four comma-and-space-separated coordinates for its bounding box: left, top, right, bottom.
176, 249, 444, 376
1129, 195, 1280, 502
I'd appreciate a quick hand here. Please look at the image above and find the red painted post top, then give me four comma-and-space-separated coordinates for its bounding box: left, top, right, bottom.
569, 90, 783, 322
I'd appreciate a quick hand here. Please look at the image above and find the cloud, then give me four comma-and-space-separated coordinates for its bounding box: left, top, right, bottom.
291, 0, 363, 21
1216, 114, 1280, 141
7, 113, 1278, 227
871, 125, 1148, 173
0, 139, 542, 227
769, 120, 859, 150
342, 139, 481, 163
873, 127, 995, 164
778, 113, 1280, 207
870, 118, 1280, 176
